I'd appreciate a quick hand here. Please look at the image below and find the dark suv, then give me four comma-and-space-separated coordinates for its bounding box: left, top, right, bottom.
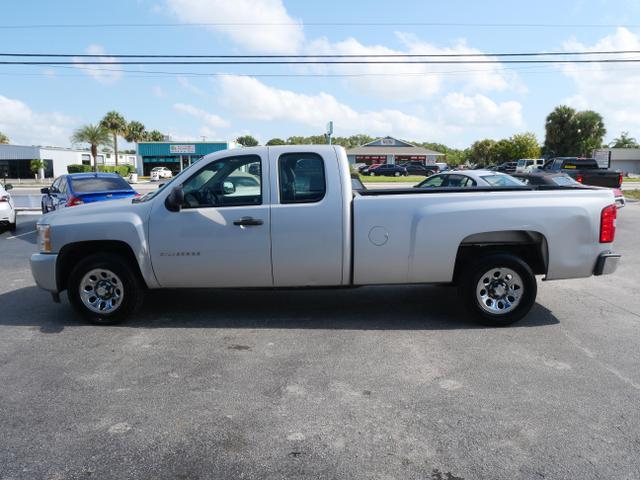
400, 161, 440, 176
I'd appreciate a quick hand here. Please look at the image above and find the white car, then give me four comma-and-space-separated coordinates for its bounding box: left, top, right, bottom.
150, 167, 173, 181
0, 183, 17, 232
416, 170, 526, 188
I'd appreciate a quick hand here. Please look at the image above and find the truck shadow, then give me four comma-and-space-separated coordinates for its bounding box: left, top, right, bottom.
0, 285, 559, 332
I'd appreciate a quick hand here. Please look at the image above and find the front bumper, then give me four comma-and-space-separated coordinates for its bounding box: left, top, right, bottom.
30, 253, 58, 292
594, 252, 621, 276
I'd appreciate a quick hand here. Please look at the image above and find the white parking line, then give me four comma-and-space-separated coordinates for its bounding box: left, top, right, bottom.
6, 230, 36, 240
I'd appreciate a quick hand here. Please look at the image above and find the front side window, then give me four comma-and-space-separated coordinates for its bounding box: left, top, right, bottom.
418, 175, 445, 187
181, 155, 262, 208
446, 175, 476, 187
278, 153, 326, 204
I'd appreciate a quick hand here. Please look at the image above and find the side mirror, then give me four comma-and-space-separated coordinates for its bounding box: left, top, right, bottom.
223, 181, 235, 195
40, 187, 50, 194
165, 185, 184, 212
158, 183, 165, 189
5, 184, 13, 191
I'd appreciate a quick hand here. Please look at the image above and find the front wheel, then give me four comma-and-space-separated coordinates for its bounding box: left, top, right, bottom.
394, 171, 400, 177
369, 172, 375, 176
67, 253, 144, 325
458, 253, 537, 327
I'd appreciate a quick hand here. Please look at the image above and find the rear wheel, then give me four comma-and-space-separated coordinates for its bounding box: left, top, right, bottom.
68, 253, 144, 325
394, 171, 400, 177
8, 219, 17, 232
458, 253, 536, 327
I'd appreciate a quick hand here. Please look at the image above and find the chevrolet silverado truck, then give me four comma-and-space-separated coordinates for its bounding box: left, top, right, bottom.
31, 146, 620, 327
541, 157, 623, 188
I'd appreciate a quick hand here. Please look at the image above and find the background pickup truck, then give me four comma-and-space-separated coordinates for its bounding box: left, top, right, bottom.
541, 157, 623, 188
31, 146, 620, 327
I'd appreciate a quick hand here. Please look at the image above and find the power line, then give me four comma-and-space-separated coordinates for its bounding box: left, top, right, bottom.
0, 21, 637, 29
2, 50, 640, 58
3, 59, 640, 65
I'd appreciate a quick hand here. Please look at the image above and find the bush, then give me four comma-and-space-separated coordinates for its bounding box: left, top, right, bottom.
67, 164, 92, 173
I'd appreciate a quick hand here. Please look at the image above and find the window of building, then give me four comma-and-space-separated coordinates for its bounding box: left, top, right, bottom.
278, 153, 326, 204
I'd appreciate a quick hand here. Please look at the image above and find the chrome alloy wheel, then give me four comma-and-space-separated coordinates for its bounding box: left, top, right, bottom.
79, 268, 124, 314
476, 267, 523, 314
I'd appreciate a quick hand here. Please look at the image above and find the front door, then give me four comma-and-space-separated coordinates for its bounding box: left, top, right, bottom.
148, 153, 272, 288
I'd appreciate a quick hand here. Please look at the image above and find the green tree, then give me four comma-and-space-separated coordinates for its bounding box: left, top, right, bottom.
574, 110, 606, 156
543, 106, 606, 157
509, 132, 541, 159
124, 121, 147, 144
70, 124, 111, 172
266, 138, 286, 145
100, 111, 127, 166
144, 130, 165, 142
469, 139, 497, 165
30, 159, 45, 178
0, 131, 9, 144
610, 131, 639, 148
492, 139, 513, 164
236, 135, 259, 147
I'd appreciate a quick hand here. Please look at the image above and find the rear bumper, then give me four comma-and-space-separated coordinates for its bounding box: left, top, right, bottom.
594, 252, 621, 276
30, 253, 58, 292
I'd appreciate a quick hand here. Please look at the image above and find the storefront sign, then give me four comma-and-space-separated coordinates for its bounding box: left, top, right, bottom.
169, 144, 196, 154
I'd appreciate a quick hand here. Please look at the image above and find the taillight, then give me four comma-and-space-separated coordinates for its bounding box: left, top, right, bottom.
576, 174, 583, 183
600, 204, 617, 243
618, 173, 623, 187
0, 195, 9, 202
66, 196, 84, 207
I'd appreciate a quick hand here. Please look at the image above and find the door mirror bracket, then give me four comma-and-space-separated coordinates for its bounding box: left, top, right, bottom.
165, 185, 184, 212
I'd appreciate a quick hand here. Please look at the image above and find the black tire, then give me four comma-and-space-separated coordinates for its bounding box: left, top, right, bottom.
67, 253, 144, 325
41, 202, 48, 214
8, 220, 17, 232
458, 253, 537, 327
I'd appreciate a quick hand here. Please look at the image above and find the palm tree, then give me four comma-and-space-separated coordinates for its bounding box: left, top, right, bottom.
610, 131, 639, 148
70, 124, 111, 172
144, 130, 165, 142
0, 131, 9, 144
124, 121, 147, 143
100, 111, 127, 166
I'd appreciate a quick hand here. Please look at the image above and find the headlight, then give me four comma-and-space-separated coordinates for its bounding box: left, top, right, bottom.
37, 224, 52, 253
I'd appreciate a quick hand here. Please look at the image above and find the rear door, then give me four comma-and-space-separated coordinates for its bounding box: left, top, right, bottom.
269, 148, 345, 286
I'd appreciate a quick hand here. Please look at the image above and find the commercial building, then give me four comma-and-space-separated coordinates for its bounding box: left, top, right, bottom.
346, 136, 445, 166
593, 148, 640, 174
0, 144, 135, 179
136, 141, 237, 175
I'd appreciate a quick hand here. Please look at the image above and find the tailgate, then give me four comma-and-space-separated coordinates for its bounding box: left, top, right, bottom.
579, 171, 621, 188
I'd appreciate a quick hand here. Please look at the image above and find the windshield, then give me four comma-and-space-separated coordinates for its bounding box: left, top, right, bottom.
71, 177, 132, 192
480, 174, 526, 187
135, 161, 201, 202
552, 175, 581, 186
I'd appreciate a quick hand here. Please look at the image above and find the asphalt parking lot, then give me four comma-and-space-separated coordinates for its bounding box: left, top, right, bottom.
1, 208, 639, 480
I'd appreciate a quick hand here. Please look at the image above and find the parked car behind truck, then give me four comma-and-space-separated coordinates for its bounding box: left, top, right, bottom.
31, 146, 620, 327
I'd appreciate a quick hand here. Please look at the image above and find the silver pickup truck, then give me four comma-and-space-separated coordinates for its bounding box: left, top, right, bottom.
31, 145, 620, 326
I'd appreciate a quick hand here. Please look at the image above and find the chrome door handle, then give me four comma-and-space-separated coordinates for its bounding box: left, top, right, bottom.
233, 216, 263, 226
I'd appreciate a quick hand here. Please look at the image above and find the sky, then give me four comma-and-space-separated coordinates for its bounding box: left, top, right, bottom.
2, 0, 640, 149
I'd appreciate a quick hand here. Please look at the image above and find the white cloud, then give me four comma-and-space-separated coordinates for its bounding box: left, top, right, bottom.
173, 103, 229, 131
73, 45, 122, 84
165, 0, 304, 53
560, 27, 640, 136
152, 85, 166, 98
304, 34, 524, 102
176, 76, 207, 96
0, 94, 75, 146
216, 75, 522, 142
440, 93, 523, 127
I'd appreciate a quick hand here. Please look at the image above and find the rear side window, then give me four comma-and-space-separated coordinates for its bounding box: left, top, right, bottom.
278, 153, 326, 204
71, 177, 132, 192
552, 175, 580, 186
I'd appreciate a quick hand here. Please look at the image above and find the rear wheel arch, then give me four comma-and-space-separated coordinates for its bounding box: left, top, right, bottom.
57, 240, 147, 292
452, 230, 549, 283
